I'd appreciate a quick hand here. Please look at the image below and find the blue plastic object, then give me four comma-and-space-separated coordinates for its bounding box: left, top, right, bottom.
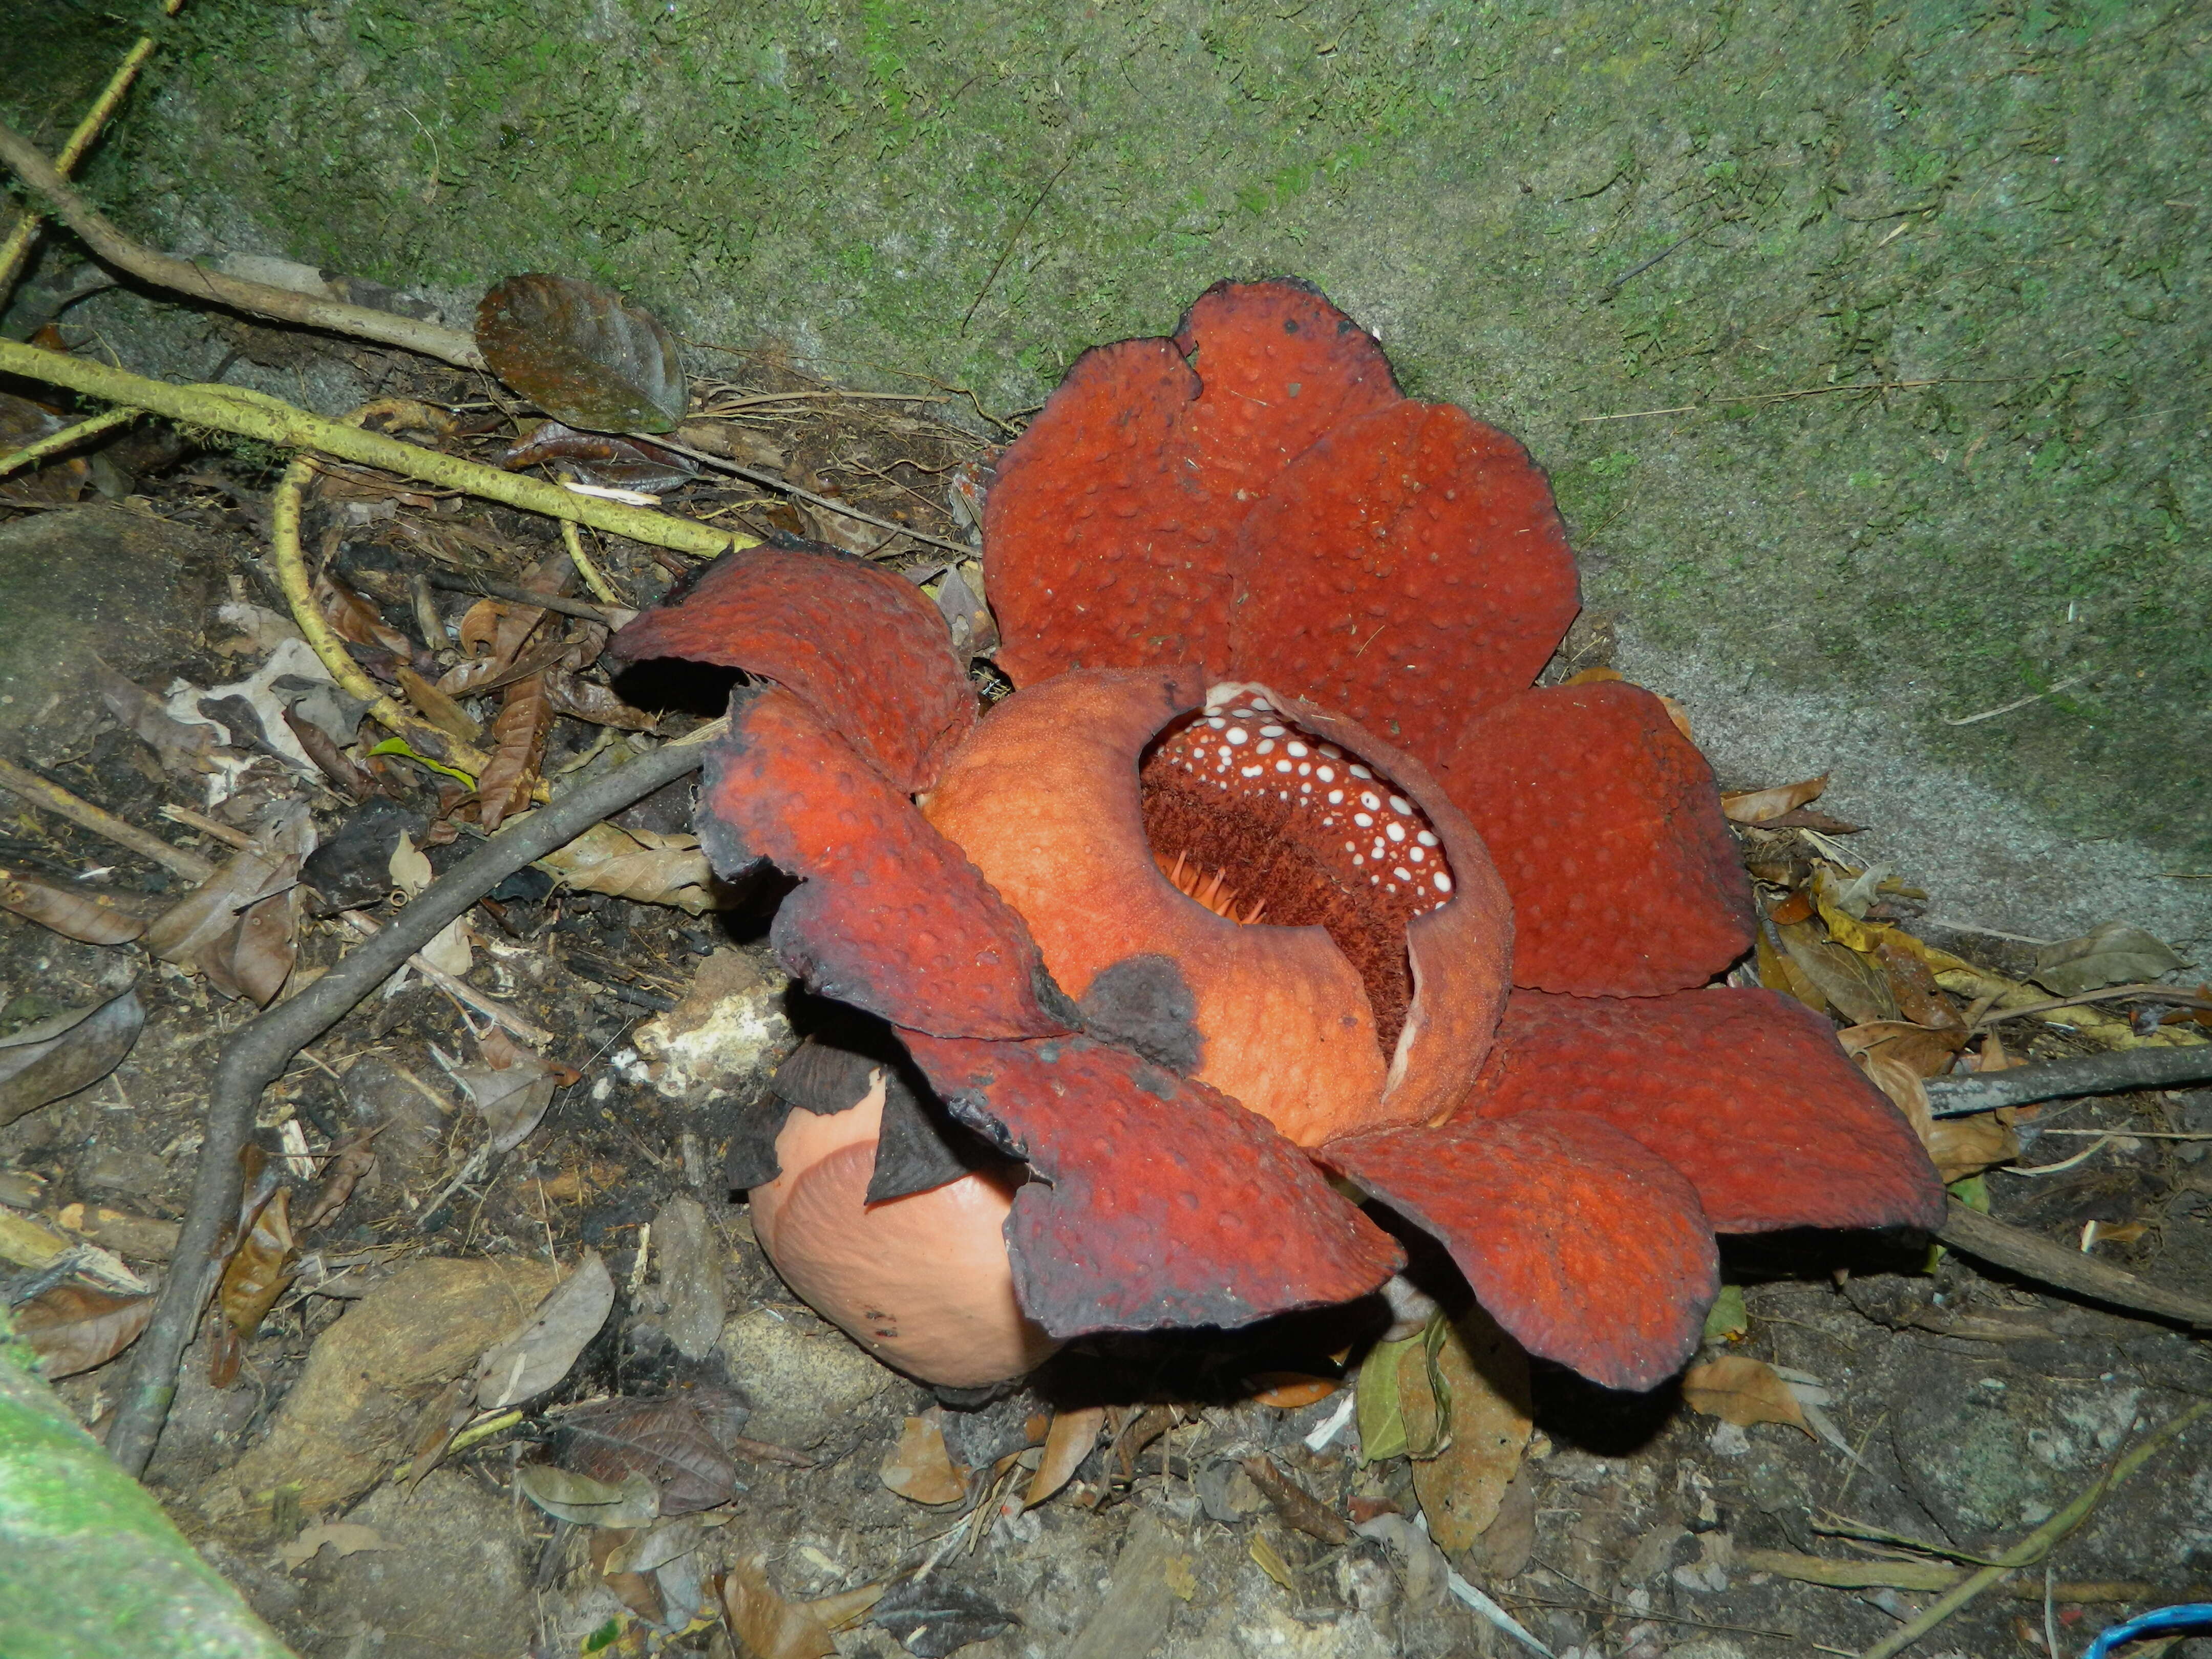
2082, 1604, 2212, 1658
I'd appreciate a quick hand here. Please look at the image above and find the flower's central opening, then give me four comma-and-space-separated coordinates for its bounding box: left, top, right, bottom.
1139, 691, 1453, 1054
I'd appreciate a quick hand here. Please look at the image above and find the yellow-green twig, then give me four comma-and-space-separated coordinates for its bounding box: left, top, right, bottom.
0, 0, 182, 295
1858, 1399, 2209, 1659
0, 343, 755, 562
0, 405, 139, 478
559, 516, 623, 606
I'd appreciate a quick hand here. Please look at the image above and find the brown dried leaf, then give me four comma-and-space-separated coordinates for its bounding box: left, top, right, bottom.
297, 1125, 382, 1231
557, 1392, 745, 1515
475, 673, 552, 832
1720, 774, 1830, 825
1777, 918, 1898, 1024
476, 274, 688, 434
1835, 1020, 1968, 1080
723, 1554, 837, 1659
92, 660, 218, 776
15, 1283, 154, 1377
1681, 1355, 1811, 1434
314, 570, 411, 655
1861, 1052, 2019, 1182
218, 1185, 296, 1346
0, 987, 145, 1130
533, 820, 723, 913
1026, 1405, 1106, 1508
1398, 1308, 1533, 1551
395, 666, 483, 742
543, 667, 660, 731
2031, 921, 2187, 996
0, 874, 147, 945
1874, 934, 1963, 1029
880, 1409, 968, 1506
496, 418, 698, 493
147, 806, 315, 1006
473, 1249, 614, 1410
1756, 924, 1827, 1013
0, 389, 89, 503
454, 1026, 558, 1153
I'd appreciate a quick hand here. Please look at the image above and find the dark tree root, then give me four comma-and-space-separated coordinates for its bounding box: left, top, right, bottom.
1925, 1045, 2212, 1116
106, 738, 712, 1477
1938, 1198, 2212, 1330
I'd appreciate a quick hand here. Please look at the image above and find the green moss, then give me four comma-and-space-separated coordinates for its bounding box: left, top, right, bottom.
9, 0, 2205, 852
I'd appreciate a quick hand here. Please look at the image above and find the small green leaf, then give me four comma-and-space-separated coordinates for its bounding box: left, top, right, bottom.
367, 737, 476, 788
1702, 1284, 1749, 1345
1355, 1333, 1418, 1463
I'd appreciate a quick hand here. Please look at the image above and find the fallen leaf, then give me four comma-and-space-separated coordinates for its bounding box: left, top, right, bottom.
1242, 1455, 1352, 1544
1026, 1405, 1106, 1508
296, 1125, 382, 1231
1355, 1331, 1420, 1462
14, 1283, 154, 1376
314, 569, 412, 656
1701, 1284, 1749, 1344
1356, 1512, 1448, 1610
473, 1249, 614, 1409
533, 819, 725, 913
476, 671, 552, 832
867, 1576, 1014, 1657
1470, 1463, 1539, 1580
516, 1465, 661, 1528
476, 274, 688, 434
0, 388, 90, 502
1836, 1020, 1968, 1079
496, 419, 698, 493
722, 1554, 836, 1659
1398, 1307, 1533, 1551
1249, 1534, 1298, 1593
1874, 934, 1963, 1029
1720, 774, 1829, 825
555, 1392, 745, 1515
1863, 1051, 2018, 1181
91, 659, 218, 776
543, 667, 660, 732
218, 1185, 297, 1347
1, 873, 151, 945
879, 1410, 967, 1506
1777, 918, 1898, 1023
453, 1026, 557, 1153
387, 830, 434, 898
0, 986, 145, 1129
2031, 921, 2187, 996
929, 562, 999, 664
1682, 1355, 1811, 1434
279, 1522, 389, 1571
147, 804, 315, 1005
395, 665, 483, 742
1755, 925, 1827, 1013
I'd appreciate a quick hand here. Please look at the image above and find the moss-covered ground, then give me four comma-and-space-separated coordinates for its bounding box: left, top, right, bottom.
6, 0, 2207, 856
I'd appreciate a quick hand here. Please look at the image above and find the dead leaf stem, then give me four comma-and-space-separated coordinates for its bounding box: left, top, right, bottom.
1937, 1198, 2212, 1328
0, 119, 485, 369
104, 729, 719, 1477
0, 755, 215, 883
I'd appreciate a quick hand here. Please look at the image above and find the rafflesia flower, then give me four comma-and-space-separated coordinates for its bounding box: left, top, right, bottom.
609, 280, 1942, 1392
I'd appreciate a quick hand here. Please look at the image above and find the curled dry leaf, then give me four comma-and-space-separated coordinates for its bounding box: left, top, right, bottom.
1775, 918, 1897, 1024
475, 274, 688, 434
296, 1125, 383, 1231
2031, 921, 2187, 997
147, 805, 316, 1006
474, 1248, 614, 1410
0, 985, 145, 1130
1858, 1048, 2018, 1181
1681, 1355, 1811, 1434
1026, 1405, 1107, 1508
543, 667, 660, 732
723, 1554, 838, 1659
880, 1409, 968, 1506
314, 569, 412, 657
496, 418, 698, 493
867, 1577, 1015, 1658
1398, 1308, 1533, 1551
1, 874, 151, 945
1835, 1020, 1968, 1080
1719, 774, 1830, 825
534, 819, 724, 913
476, 671, 554, 832
92, 659, 218, 777
14, 1283, 155, 1377
218, 1185, 297, 1348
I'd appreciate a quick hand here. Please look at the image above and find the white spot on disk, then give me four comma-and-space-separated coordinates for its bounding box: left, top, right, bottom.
1386, 822, 1406, 843
1225, 727, 1248, 746
1433, 872, 1453, 894
1353, 813, 1373, 827
1389, 795, 1411, 815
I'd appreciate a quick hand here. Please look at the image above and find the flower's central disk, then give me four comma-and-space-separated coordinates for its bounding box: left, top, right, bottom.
1140, 692, 1452, 1052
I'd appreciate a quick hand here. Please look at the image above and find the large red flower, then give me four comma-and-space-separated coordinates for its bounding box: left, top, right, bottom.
612, 280, 1941, 1392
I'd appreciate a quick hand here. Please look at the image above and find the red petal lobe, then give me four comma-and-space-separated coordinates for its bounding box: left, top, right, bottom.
609, 541, 975, 791
1328, 1110, 1717, 1391
698, 688, 1069, 1039
903, 1032, 1403, 1337
1445, 682, 1754, 995
1470, 988, 1945, 1233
